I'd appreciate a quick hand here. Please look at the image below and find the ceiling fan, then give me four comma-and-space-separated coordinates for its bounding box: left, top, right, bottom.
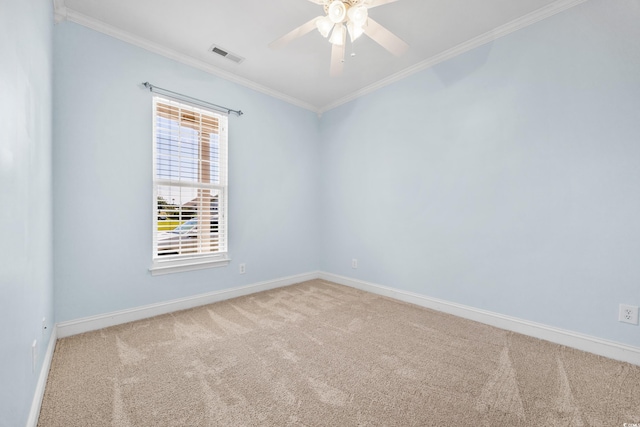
269, 0, 409, 76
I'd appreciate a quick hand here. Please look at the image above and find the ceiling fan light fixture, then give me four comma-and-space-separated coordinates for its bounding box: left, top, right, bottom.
329, 23, 346, 46
316, 16, 334, 38
268, 0, 408, 77
346, 21, 364, 42
328, 0, 347, 24
347, 4, 368, 27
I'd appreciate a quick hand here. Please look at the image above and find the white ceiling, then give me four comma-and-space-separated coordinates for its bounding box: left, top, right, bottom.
53, 0, 586, 113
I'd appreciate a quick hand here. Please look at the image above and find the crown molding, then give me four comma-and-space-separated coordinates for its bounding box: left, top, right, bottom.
53, 0, 587, 115
52, 0, 67, 23
53, 7, 319, 114
318, 0, 589, 113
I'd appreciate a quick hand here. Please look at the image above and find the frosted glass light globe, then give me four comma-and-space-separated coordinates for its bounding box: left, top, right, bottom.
347, 5, 368, 27
328, 1, 347, 24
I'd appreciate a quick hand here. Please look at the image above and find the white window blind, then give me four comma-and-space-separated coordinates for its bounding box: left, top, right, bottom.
151, 96, 229, 274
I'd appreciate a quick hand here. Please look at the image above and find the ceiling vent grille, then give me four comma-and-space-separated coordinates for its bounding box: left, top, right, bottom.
209, 45, 245, 64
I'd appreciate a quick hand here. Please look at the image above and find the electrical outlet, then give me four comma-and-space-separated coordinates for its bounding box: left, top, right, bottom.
32, 340, 38, 373
352, 259, 358, 269
619, 304, 639, 325
239, 263, 246, 274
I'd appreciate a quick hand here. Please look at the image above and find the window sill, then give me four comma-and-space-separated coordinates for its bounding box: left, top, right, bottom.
149, 255, 230, 276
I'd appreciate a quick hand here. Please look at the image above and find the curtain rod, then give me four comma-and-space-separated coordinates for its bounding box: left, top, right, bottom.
142, 82, 243, 117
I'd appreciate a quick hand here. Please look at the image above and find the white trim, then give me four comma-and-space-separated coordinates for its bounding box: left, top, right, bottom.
26, 325, 57, 427
53, 268, 640, 364
319, 272, 640, 366
56, 271, 320, 338
52, 0, 67, 23
55, 9, 318, 113
319, 0, 589, 113
52, 0, 587, 114
149, 256, 230, 276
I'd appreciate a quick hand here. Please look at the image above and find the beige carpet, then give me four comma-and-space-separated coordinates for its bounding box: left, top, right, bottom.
39, 280, 640, 426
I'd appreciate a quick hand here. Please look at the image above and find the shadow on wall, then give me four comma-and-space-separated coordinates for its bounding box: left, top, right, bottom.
431, 42, 494, 87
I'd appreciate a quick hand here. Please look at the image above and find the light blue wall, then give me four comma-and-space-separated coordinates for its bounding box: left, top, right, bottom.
320, 0, 640, 347
0, 0, 54, 425
2, 0, 635, 423
53, 22, 320, 322
53, 0, 639, 348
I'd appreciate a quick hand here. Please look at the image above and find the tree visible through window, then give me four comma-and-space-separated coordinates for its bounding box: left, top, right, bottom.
151, 96, 228, 272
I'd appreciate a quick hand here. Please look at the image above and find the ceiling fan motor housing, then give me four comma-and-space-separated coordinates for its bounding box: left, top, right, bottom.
323, 0, 366, 17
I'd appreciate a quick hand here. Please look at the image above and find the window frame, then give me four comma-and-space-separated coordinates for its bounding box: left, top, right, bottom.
149, 96, 230, 275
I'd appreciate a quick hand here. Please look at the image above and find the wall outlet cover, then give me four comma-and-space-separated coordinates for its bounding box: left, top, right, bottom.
619, 304, 639, 325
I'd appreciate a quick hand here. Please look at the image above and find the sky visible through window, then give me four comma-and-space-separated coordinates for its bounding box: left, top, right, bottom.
156, 115, 220, 207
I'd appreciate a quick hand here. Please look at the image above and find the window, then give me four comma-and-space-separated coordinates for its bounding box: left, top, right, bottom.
150, 96, 229, 275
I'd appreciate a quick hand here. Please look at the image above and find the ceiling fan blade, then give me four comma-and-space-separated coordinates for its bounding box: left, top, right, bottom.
269, 17, 321, 50
363, 17, 408, 56
330, 42, 345, 77
365, 0, 400, 8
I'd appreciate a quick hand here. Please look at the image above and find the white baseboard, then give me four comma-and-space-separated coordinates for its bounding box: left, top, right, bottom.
54, 269, 640, 366
56, 271, 319, 338
26, 325, 58, 427
319, 272, 640, 366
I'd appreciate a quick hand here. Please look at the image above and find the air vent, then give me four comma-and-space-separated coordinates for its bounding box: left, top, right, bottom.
209, 45, 245, 64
